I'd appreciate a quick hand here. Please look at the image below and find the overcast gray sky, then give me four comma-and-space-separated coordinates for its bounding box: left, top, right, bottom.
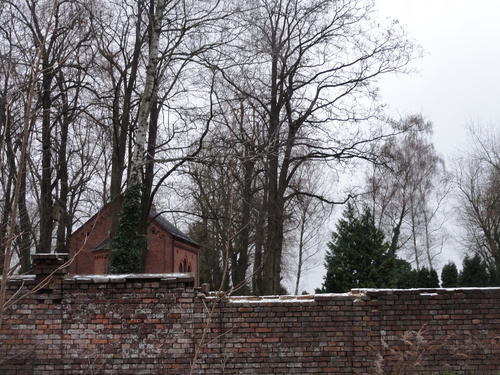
304, 1, 500, 293
376, 0, 500, 156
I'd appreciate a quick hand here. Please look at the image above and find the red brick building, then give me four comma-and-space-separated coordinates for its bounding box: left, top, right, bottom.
68, 204, 200, 285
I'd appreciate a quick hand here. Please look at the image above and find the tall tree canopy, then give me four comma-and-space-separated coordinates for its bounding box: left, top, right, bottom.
0, 0, 420, 295
187, 0, 420, 294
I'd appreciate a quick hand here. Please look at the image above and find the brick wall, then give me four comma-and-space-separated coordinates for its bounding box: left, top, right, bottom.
1, 254, 500, 374
68, 205, 200, 286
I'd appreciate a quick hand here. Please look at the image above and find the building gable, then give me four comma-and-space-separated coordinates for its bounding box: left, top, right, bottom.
68, 205, 199, 285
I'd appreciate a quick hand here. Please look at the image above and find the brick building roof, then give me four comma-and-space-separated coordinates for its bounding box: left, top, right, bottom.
148, 209, 198, 246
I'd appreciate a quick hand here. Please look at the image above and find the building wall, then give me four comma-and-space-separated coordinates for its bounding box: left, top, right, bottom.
1, 254, 500, 375
69, 205, 112, 274
144, 220, 173, 273
173, 240, 199, 275
68, 207, 200, 286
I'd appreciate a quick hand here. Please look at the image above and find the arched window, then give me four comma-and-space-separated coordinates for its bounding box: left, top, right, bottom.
187, 263, 191, 273
179, 262, 184, 272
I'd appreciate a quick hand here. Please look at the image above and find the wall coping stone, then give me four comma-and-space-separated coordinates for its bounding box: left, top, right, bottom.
65, 272, 195, 284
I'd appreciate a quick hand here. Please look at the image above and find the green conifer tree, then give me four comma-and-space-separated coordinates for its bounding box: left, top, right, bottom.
320, 204, 395, 293
441, 261, 459, 288
415, 267, 440, 288
391, 258, 416, 288
488, 265, 500, 286
459, 254, 490, 287
416, 267, 429, 287
429, 268, 440, 288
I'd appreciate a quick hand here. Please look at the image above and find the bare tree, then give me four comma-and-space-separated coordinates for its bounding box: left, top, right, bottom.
213, 0, 419, 294
0, 9, 26, 272
364, 115, 450, 269
0, 0, 95, 264
0, 0, 420, 294
185, 94, 266, 294
454, 122, 500, 270
85, 0, 227, 273
1, 0, 229, 275
0, 0, 50, 322
287, 168, 329, 295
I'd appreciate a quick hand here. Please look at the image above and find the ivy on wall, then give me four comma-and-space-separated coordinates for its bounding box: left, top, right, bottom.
108, 184, 147, 274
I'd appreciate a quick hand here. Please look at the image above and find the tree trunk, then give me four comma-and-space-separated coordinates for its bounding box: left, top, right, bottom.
294, 218, 306, 296
261, 24, 283, 295
17, 161, 32, 272
110, 0, 165, 273
138, 101, 159, 248
129, 0, 164, 186
108, 0, 144, 240
253, 196, 265, 295
55, 73, 70, 253
1, 101, 14, 273
231, 150, 254, 295
39, 64, 54, 253
109, 83, 128, 239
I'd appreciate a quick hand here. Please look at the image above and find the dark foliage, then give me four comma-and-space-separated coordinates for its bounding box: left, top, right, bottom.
108, 184, 147, 274
488, 265, 500, 286
415, 267, 440, 288
459, 253, 490, 287
391, 258, 416, 288
320, 204, 395, 293
441, 261, 459, 288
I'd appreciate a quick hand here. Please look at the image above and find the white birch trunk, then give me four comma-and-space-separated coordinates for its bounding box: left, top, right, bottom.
129, 0, 166, 186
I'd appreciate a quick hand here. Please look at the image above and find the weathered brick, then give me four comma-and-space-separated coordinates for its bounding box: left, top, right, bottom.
3, 257, 500, 374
